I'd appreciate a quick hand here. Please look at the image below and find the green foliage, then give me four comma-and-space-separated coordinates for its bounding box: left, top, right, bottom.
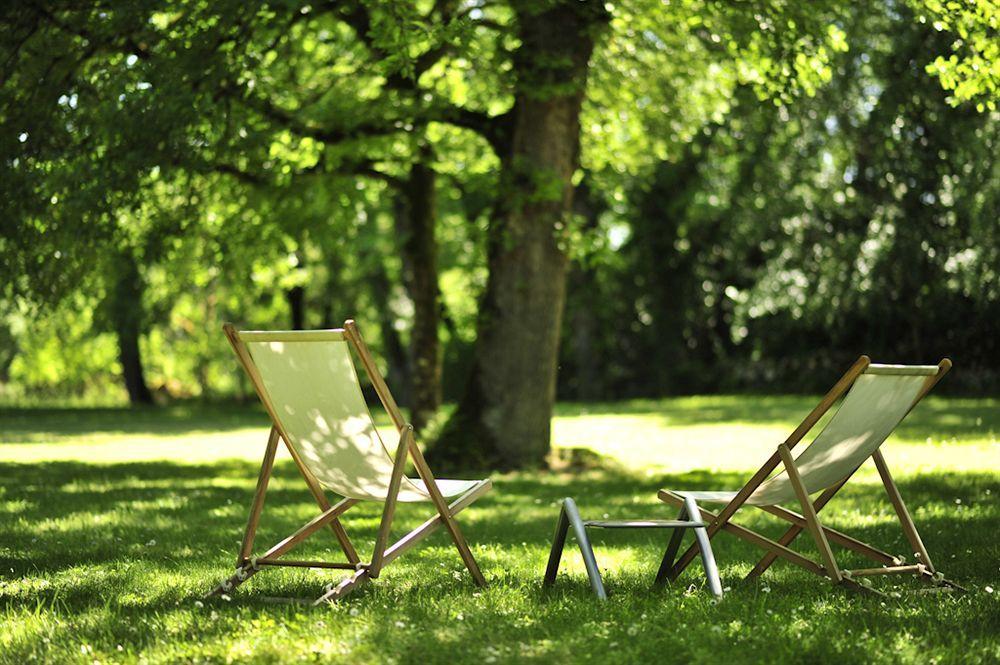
558, 2, 1000, 399
911, 0, 1000, 111
1, 0, 998, 402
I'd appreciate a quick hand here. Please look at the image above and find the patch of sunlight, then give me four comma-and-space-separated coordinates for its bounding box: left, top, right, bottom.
552, 413, 999, 476
1, 397, 996, 479
0, 427, 281, 463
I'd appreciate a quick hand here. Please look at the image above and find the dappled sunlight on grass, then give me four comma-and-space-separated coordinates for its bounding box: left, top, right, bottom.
1, 400, 998, 662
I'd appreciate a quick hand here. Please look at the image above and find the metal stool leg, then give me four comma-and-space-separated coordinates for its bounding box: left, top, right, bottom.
654, 504, 689, 585
543, 502, 570, 587
543, 498, 607, 600
684, 496, 723, 598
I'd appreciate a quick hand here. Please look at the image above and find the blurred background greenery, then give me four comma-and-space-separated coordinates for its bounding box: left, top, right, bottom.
1, 0, 997, 466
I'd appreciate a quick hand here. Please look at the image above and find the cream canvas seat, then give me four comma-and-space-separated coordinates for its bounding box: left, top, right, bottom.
658, 356, 962, 595
206, 321, 491, 604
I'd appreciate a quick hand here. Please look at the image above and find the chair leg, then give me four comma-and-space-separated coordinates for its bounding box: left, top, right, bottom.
654, 504, 688, 586
873, 450, 936, 573
407, 443, 487, 586
778, 444, 842, 582
684, 497, 723, 598
313, 481, 491, 604
237, 427, 280, 567
746, 479, 849, 579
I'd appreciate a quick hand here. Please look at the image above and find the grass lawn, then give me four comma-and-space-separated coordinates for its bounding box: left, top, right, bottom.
1, 396, 998, 663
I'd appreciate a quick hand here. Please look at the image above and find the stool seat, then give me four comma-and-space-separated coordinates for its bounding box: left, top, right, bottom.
583, 519, 707, 529
543, 496, 722, 600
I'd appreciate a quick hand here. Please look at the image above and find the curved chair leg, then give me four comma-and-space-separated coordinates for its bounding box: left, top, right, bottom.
543, 498, 607, 599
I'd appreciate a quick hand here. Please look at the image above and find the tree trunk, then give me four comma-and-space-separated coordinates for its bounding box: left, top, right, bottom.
287, 251, 306, 330
112, 250, 154, 405
287, 285, 306, 330
430, 1, 609, 469
395, 151, 442, 432
364, 243, 412, 406
563, 177, 604, 401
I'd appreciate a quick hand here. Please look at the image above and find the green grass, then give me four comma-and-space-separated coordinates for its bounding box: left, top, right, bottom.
1, 396, 998, 663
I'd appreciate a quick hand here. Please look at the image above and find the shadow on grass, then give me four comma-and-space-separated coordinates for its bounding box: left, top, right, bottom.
1, 459, 996, 610
0, 403, 271, 443
4, 394, 996, 446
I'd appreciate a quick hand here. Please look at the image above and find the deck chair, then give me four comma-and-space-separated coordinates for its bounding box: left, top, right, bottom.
206, 320, 491, 604
658, 356, 962, 595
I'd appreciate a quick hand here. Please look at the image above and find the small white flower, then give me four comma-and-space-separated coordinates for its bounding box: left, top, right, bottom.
985, 586, 994, 594
627, 625, 639, 636
456, 613, 464, 621
394, 620, 406, 628
220, 594, 231, 602
349, 607, 360, 617
146, 539, 157, 547
194, 600, 204, 608
955, 499, 962, 505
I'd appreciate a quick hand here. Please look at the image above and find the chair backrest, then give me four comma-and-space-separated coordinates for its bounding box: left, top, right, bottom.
748, 364, 939, 506
235, 329, 425, 501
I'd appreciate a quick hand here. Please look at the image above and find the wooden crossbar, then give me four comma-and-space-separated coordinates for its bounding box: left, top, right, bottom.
256, 559, 359, 570
846, 564, 925, 577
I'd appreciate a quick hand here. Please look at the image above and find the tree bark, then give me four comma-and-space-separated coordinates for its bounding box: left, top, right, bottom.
430, 1, 609, 469
112, 249, 154, 405
363, 241, 412, 406
395, 152, 442, 432
563, 177, 605, 401
287, 251, 307, 330
287, 285, 306, 330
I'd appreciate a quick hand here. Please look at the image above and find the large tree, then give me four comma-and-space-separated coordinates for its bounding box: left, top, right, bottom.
4, 0, 994, 463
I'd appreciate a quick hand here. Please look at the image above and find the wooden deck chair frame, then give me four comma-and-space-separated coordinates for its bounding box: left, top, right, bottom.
205, 320, 490, 604
658, 355, 963, 596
